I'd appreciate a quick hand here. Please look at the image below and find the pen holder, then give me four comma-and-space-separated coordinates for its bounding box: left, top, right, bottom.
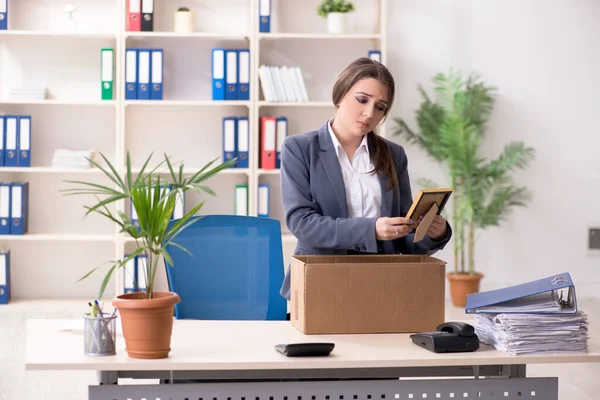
83, 312, 117, 356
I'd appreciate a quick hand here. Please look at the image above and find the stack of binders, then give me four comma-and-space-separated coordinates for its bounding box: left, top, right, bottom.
258, 65, 309, 103
222, 116, 249, 169
467, 272, 590, 355
123, 253, 148, 294
0, 182, 29, 235
212, 48, 250, 101
259, 116, 287, 169
0, 250, 9, 304
126, 0, 155, 32
125, 48, 163, 100
0, 115, 31, 167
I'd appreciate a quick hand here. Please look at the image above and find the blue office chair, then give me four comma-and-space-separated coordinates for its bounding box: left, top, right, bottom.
163, 214, 287, 321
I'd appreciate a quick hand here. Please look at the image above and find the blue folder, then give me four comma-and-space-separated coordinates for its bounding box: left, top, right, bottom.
465, 272, 577, 314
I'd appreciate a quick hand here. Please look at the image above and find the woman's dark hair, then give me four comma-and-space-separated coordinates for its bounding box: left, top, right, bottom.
331, 57, 398, 191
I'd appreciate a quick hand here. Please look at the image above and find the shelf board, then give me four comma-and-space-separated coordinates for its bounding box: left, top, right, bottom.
258, 101, 332, 107
0, 100, 116, 106
258, 33, 381, 40
0, 167, 102, 174
124, 100, 251, 107
0, 233, 115, 242
0, 30, 116, 39
125, 31, 249, 40
258, 169, 281, 175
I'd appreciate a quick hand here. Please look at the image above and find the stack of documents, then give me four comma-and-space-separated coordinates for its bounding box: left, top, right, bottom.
258, 65, 309, 102
475, 312, 589, 356
52, 149, 95, 169
10, 87, 49, 101
466, 272, 590, 356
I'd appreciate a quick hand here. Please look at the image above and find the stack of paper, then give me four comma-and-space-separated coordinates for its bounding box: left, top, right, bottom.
475, 312, 589, 356
258, 65, 309, 102
10, 87, 49, 100
52, 148, 95, 169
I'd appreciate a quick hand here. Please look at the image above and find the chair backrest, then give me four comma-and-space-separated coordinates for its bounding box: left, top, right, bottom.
164, 215, 287, 320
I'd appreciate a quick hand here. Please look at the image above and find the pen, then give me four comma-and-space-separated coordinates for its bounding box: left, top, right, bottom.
94, 300, 102, 316
88, 302, 96, 317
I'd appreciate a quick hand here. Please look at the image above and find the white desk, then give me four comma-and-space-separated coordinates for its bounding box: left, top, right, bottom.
25, 319, 600, 400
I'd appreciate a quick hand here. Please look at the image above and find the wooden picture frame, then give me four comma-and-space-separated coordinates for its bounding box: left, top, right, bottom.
405, 188, 453, 242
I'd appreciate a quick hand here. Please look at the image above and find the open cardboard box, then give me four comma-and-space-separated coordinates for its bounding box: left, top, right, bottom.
290, 254, 446, 334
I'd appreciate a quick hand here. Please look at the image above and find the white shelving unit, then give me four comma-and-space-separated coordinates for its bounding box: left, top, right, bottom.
0, 0, 387, 300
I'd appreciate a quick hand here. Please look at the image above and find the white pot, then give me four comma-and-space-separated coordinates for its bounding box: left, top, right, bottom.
326, 12, 346, 34
174, 11, 195, 33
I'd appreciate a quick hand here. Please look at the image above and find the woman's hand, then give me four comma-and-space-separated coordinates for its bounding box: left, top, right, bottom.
421, 214, 448, 240
375, 217, 414, 241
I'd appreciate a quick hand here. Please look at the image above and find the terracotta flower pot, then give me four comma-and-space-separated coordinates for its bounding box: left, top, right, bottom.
447, 272, 483, 307
112, 291, 181, 359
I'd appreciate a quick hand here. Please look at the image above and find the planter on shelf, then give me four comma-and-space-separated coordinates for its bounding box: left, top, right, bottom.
327, 12, 346, 34
174, 7, 195, 33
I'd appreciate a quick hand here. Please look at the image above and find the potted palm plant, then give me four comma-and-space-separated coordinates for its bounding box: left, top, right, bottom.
62, 151, 236, 358
393, 71, 535, 307
317, 0, 355, 34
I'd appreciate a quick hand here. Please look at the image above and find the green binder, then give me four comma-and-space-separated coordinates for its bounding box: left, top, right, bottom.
101, 48, 114, 100
234, 184, 248, 216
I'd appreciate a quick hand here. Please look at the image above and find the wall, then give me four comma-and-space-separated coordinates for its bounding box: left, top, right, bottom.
386, 0, 600, 296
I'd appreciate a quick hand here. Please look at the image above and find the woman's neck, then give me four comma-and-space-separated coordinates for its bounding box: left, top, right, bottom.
331, 118, 362, 151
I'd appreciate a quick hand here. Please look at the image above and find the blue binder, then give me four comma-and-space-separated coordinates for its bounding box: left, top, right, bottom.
238, 49, 250, 100
222, 117, 237, 166
465, 272, 578, 314
259, 0, 270, 33
0, 0, 7, 31
4, 115, 18, 167
212, 48, 226, 100
137, 48, 151, 100
0, 251, 9, 304
225, 50, 238, 100
10, 182, 28, 235
236, 117, 249, 168
150, 48, 163, 100
276, 116, 287, 168
17, 115, 31, 167
125, 48, 138, 100
0, 182, 10, 235
0, 116, 5, 166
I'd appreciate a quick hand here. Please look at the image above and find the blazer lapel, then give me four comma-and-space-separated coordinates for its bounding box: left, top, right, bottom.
318, 123, 348, 217
378, 173, 393, 217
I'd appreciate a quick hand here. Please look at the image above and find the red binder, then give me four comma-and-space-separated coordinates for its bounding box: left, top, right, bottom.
127, 0, 141, 31
260, 116, 276, 170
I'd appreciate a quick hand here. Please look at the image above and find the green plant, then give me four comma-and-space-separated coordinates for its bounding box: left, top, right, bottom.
393, 71, 535, 275
317, 0, 355, 17
62, 152, 236, 299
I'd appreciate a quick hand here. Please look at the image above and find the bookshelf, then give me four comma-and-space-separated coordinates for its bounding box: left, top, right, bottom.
0, 0, 387, 300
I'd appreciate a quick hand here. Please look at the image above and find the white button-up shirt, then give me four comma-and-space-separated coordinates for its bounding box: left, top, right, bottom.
328, 120, 382, 219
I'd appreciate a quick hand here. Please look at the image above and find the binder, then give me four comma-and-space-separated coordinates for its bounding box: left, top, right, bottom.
125, 48, 138, 100
127, 0, 141, 31
173, 188, 185, 219
465, 272, 578, 314
0, 183, 9, 235
137, 49, 151, 100
124, 255, 136, 294
0, 251, 9, 304
236, 117, 249, 168
225, 50, 238, 100
275, 116, 287, 168
10, 182, 28, 235
260, 116, 276, 169
368, 50, 382, 63
0, 116, 4, 166
222, 117, 237, 167
238, 49, 250, 100
4, 116, 17, 167
234, 184, 248, 216
130, 199, 139, 229
150, 48, 163, 100
212, 48, 225, 100
259, 0, 270, 33
0, 0, 7, 31
17, 115, 31, 167
101, 48, 114, 100
141, 0, 154, 32
258, 183, 269, 217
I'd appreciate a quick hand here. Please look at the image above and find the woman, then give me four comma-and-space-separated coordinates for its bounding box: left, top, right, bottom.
279, 57, 452, 300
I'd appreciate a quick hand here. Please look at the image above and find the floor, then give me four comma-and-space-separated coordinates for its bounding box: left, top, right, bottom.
1, 298, 599, 400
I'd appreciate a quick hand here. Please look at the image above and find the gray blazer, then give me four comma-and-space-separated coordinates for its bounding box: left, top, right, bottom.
279, 121, 452, 300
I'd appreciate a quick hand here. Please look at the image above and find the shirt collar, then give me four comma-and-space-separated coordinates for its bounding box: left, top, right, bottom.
327, 119, 369, 158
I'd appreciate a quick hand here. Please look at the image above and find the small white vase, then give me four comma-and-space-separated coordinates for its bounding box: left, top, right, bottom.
174, 11, 195, 33
326, 12, 346, 34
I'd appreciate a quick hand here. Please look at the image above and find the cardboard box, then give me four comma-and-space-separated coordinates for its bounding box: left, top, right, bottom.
290, 254, 446, 334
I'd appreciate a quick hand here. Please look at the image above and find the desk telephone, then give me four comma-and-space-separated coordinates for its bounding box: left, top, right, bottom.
410, 322, 480, 353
